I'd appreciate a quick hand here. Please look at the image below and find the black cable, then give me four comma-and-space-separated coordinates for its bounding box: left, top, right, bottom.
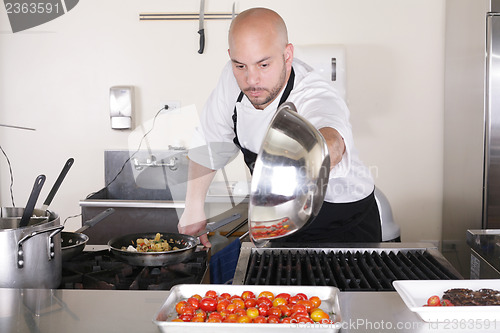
0, 145, 15, 206
86, 106, 167, 199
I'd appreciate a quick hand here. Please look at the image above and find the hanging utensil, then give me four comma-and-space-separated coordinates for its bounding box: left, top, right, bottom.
197, 0, 205, 54
19, 175, 46, 228
41, 158, 74, 211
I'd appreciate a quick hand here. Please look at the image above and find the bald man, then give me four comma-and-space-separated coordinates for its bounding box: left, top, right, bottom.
178, 8, 381, 247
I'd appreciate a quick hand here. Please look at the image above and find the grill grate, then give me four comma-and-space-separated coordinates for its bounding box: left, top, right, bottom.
243, 249, 461, 291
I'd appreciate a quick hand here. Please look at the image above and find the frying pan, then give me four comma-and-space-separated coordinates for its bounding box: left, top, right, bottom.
61, 208, 115, 261
108, 213, 241, 266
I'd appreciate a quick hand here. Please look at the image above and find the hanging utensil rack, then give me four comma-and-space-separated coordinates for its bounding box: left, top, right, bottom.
139, 13, 235, 21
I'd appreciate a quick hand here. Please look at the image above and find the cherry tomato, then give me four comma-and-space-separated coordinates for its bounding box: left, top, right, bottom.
278, 304, 292, 317
175, 300, 188, 314
267, 314, 280, 323
289, 295, 300, 305
234, 308, 247, 317
217, 299, 230, 312
309, 296, 321, 308
193, 309, 207, 321
253, 315, 268, 323
171, 318, 183, 322
295, 293, 308, 301
297, 299, 314, 313
298, 316, 314, 324
224, 313, 238, 322
246, 307, 260, 319
244, 298, 257, 308
219, 292, 231, 300
272, 297, 287, 308
207, 317, 222, 323
237, 315, 252, 323
178, 314, 193, 322
208, 312, 223, 321
231, 298, 245, 309
275, 293, 291, 303
191, 317, 204, 322
258, 304, 270, 316
200, 297, 217, 312
281, 317, 293, 324
187, 297, 200, 310
257, 296, 273, 308
225, 303, 237, 314
205, 290, 218, 298
258, 291, 275, 301
291, 303, 308, 315
310, 308, 329, 322
241, 290, 256, 300
442, 299, 454, 306
181, 305, 195, 316
268, 306, 282, 318
427, 295, 441, 306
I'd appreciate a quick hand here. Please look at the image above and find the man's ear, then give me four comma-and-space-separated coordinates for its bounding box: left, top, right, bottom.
285, 43, 294, 66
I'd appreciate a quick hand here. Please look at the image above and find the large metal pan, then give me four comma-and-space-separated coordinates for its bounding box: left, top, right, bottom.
249, 102, 330, 246
108, 213, 241, 266
61, 208, 115, 261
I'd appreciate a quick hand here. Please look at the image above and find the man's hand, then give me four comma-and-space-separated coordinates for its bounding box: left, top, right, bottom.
178, 208, 212, 248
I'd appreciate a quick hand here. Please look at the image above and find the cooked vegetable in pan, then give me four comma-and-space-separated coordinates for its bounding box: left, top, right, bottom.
121, 233, 180, 253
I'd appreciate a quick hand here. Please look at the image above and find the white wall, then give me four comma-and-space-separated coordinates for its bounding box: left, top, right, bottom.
0, 0, 446, 241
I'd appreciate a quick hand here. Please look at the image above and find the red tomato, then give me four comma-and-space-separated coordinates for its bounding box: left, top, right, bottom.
291, 303, 308, 315
200, 297, 217, 312
181, 305, 195, 316
234, 308, 247, 317
175, 300, 188, 314
268, 306, 282, 318
442, 299, 454, 306
309, 296, 321, 308
275, 293, 291, 303
281, 317, 293, 324
178, 314, 193, 322
208, 312, 223, 321
253, 315, 268, 323
244, 298, 257, 308
298, 316, 314, 324
427, 295, 441, 306
297, 299, 314, 313
295, 293, 308, 301
237, 315, 252, 323
257, 296, 273, 308
258, 291, 275, 301
218, 309, 229, 319
272, 297, 287, 307
225, 303, 237, 314
289, 295, 300, 305
207, 317, 222, 323
290, 311, 309, 321
231, 298, 245, 309
224, 313, 238, 322
216, 299, 230, 312
187, 297, 200, 310
219, 292, 231, 300
267, 314, 280, 323
191, 317, 204, 322
193, 309, 207, 321
278, 304, 291, 317
241, 290, 256, 300
258, 304, 270, 316
205, 290, 218, 298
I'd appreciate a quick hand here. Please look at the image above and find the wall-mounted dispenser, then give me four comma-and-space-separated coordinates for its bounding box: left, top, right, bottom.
110, 86, 133, 129
294, 45, 346, 102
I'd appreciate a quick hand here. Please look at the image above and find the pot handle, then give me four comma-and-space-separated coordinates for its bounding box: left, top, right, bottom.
17, 225, 64, 268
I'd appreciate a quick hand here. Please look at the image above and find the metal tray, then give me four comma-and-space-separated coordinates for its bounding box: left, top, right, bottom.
153, 284, 342, 333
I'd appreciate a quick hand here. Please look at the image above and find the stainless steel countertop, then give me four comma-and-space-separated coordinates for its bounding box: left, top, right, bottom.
2, 288, 499, 333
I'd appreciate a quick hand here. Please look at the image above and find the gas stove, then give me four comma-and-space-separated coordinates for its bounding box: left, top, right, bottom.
232, 242, 463, 290
59, 247, 208, 290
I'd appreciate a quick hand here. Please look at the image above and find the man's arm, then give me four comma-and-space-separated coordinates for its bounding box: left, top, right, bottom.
319, 127, 345, 170
177, 159, 217, 247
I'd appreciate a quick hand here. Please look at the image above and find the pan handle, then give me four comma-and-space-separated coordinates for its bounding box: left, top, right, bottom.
76, 208, 115, 233
196, 213, 241, 237
42, 158, 74, 211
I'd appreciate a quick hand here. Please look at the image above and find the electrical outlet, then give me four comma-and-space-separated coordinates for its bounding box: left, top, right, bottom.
161, 100, 181, 113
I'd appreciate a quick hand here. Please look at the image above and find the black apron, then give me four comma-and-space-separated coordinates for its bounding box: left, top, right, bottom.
231, 68, 382, 243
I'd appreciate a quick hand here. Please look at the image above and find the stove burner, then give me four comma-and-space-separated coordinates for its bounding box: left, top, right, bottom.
60, 250, 207, 290
243, 249, 462, 291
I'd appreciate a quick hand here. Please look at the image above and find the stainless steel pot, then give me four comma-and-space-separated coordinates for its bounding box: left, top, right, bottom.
0, 208, 63, 288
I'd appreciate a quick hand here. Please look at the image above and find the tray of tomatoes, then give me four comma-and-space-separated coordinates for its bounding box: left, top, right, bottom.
153, 284, 342, 332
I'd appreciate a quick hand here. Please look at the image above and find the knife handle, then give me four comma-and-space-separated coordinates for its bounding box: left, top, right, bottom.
198, 28, 205, 54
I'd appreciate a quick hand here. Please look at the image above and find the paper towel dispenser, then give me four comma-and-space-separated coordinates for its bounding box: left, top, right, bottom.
294, 44, 346, 101
110, 86, 133, 129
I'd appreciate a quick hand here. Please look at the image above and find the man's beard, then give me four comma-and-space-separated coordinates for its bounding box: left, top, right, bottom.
244, 61, 287, 109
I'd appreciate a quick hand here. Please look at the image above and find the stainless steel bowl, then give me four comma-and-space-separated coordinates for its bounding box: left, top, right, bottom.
248, 102, 330, 245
